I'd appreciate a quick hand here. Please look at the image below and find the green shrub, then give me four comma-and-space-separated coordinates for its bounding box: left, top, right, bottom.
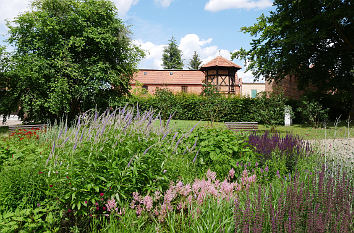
297, 99, 329, 127
186, 128, 257, 177
113, 92, 287, 124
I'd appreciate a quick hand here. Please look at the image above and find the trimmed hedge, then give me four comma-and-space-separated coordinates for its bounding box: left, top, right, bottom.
112, 93, 287, 125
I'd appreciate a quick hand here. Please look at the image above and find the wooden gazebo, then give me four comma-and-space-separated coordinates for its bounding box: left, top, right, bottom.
200, 56, 242, 94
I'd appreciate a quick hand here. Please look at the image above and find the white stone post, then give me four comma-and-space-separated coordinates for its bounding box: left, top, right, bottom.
284, 105, 292, 126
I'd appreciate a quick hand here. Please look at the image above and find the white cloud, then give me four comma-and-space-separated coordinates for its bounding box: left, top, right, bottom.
113, 0, 139, 16
205, 0, 272, 11
0, 0, 31, 25
154, 0, 174, 7
135, 34, 262, 82
135, 33, 232, 68
133, 39, 166, 69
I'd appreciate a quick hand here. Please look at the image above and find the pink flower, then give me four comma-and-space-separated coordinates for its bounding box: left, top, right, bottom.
102, 206, 106, 211
228, 168, 235, 179
49, 185, 53, 188
143, 195, 153, 211
206, 169, 217, 181
84, 201, 88, 204
68, 209, 72, 213
100, 193, 104, 197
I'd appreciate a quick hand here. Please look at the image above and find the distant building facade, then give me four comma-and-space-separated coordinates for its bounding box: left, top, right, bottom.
131, 56, 243, 95
241, 82, 266, 98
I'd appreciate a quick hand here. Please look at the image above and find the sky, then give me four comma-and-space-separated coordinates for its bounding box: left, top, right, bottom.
0, 0, 274, 82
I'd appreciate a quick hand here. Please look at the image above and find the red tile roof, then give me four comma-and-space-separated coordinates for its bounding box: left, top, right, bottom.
133, 70, 205, 85
201, 56, 242, 70
133, 69, 241, 86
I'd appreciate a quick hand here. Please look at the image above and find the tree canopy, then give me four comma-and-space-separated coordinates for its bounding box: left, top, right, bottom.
232, 0, 354, 118
162, 37, 184, 69
188, 51, 202, 70
2, 0, 144, 122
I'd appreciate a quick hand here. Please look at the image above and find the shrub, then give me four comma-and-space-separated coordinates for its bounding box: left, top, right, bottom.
248, 131, 312, 173
297, 99, 329, 127
113, 92, 288, 124
234, 166, 353, 232
186, 128, 257, 178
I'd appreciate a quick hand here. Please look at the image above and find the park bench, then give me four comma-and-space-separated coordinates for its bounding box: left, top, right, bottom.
8, 124, 47, 133
224, 122, 258, 131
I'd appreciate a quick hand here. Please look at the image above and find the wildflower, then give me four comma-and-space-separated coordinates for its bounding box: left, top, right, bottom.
68, 209, 72, 213
85, 201, 88, 204
38, 171, 43, 174
143, 195, 153, 211
100, 193, 104, 197
265, 166, 269, 172
206, 169, 217, 181
102, 206, 106, 211
49, 185, 53, 188
228, 168, 235, 179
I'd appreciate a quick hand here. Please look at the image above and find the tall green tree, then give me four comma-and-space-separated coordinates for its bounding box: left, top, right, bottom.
162, 37, 183, 69
232, 0, 354, 118
4, 0, 144, 122
188, 51, 202, 70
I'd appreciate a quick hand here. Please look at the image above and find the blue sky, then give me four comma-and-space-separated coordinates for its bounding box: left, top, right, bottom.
0, 0, 274, 82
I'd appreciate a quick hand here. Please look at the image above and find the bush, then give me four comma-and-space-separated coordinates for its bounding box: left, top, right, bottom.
297, 99, 329, 127
113, 92, 287, 124
186, 128, 257, 177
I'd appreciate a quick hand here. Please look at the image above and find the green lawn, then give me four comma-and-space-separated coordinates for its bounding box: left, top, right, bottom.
167, 120, 354, 140
2, 120, 353, 139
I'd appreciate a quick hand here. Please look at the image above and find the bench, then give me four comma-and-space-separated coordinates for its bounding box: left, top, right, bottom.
225, 122, 258, 131
8, 124, 47, 133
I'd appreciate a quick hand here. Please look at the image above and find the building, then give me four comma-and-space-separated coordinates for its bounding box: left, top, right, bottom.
241, 82, 266, 98
131, 56, 243, 95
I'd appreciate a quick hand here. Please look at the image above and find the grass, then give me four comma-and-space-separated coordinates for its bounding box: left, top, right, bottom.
2, 120, 353, 140
167, 120, 354, 139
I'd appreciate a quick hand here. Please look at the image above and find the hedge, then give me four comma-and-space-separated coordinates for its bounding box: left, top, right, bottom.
112, 93, 287, 125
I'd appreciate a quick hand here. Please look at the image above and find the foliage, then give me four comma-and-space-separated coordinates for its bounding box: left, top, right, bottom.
162, 36, 183, 69
0, 133, 48, 211
248, 131, 312, 173
114, 92, 288, 125
154, 88, 174, 125
0, 47, 17, 121
297, 99, 329, 127
200, 83, 223, 125
255, 92, 287, 127
5, 0, 144, 123
187, 128, 257, 177
233, 0, 354, 119
234, 166, 353, 232
0, 204, 60, 233
188, 51, 202, 70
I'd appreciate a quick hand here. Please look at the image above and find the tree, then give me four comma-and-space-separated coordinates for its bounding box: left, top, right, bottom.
162, 37, 183, 69
188, 51, 202, 70
4, 0, 144, 122
232, 0, 354, 118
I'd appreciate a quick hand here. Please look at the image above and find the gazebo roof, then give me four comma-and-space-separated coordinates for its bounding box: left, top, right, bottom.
200, 56, 242, 70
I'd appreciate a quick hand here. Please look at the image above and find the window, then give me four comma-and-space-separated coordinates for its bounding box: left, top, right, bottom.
169, 72, 173, 75
143, 72, 147, 75
251, 89, 257, 98
181, 86, 188, 93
